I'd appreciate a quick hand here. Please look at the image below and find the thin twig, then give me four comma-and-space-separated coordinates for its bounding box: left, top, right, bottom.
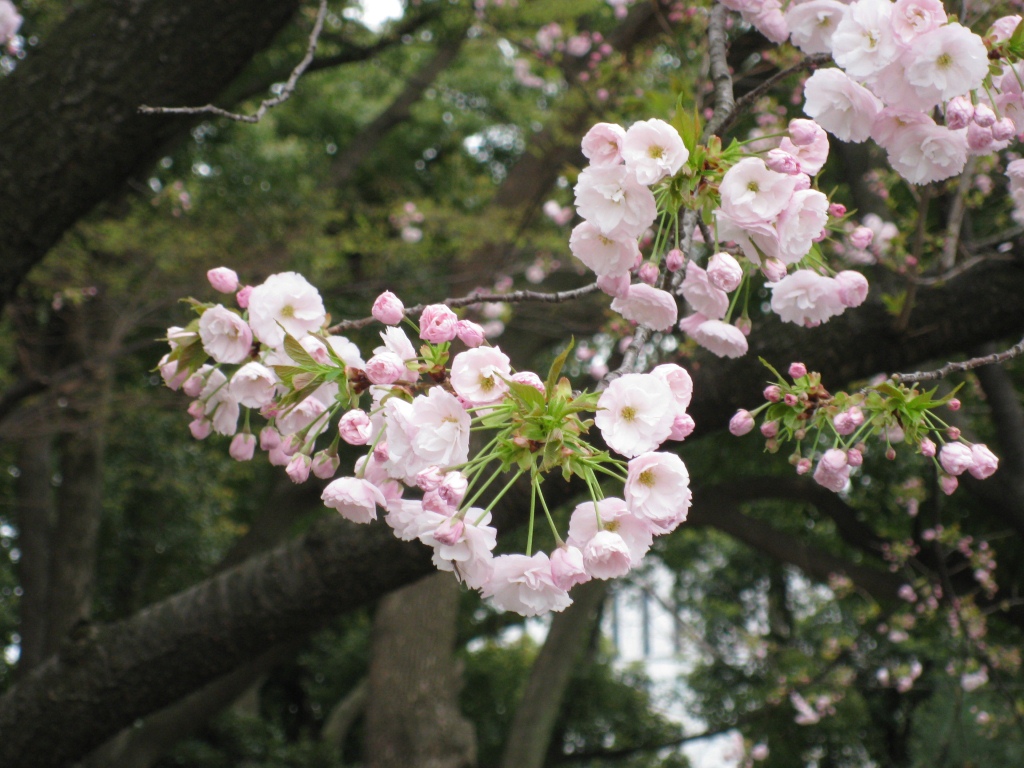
891, 335, 1024, 384
327, 283, 602, 333
909, 253, 1015, 287
719, 54, 831, 137
139, 0, 329, 123
941, 157, 975, 272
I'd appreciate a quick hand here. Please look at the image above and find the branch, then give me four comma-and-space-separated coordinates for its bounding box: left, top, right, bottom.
718, 53, 831, 137
327, 283, 602, 333
701, 4, 736, 141
139, 0, 329, 123
891, 335, 1024, 384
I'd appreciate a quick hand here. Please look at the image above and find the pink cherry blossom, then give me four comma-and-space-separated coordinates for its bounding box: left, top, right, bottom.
207, 267, 239, 294
939, 442, 974, 476
769, 270, 845, 326
338, 409, 372, 445
681, 261, 729, 319
247, 272, 326, 348
450, 347, 512, 405
455, 319, 485, 347
229, 362, 277, 408
813, 448, 851, 491
311, 451, 340, 479
624, 452, 691, 534
372, 291, 405, 325
718, 157, 798, 225
419, 304, 458, 343
574, 164, 658, 238
425, 510, 496, 590
550, 546, 590, 591
835, 270, 869, 307
803, 68, 883, 143
831, 0, 899, 79
582, 531, 633, 579
286, 453, 312, 483
707, 252, 743, 292
622, 118, 689, 185
581, 122, 627, 167
595, 373, 675, 457
483, 553, 572, 616
730, 409, 755, 436
651, 363, 693, 412
198, 305, 252, 364
677, 315, 750, 358
569, 221, 641, 276
776, 189, 829, 264
904, 24, 988, 105
322, 477, 387, 524
786, 0, 847, 55
610, 284, 678, 331
597, 272, 631, 298
885, 121, 967, 185
968, 444, 999, 479
229, 432, 256, 461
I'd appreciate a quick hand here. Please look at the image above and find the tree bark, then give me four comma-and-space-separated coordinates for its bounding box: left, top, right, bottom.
365, 573, 476, 768
0, 0, 302, 312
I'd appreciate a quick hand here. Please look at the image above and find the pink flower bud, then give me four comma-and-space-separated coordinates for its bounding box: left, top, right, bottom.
439, 471, 469, 507
835, 271, 869, 307
260, 426, 281, 451
511, 370, 546, 394
187, 400, 206, 420
596, 272, 631, 298
373, 441, 389, 463
828, 203, 847, 217
821, 448, 847, 471
365, 352, 406, 385
945, 95, 974, 131
433, 518, 465, 547
729, 409, 755, 436
972, 103, 996, 128
286, 453, 312, 483
992, 117, 1016, 142
372, 290, 405, 325
948, 398, 961, 411
550, 545, 589, 590
761, 258, 787, 283
849, 226, 874, 250
665, 248, 685, 272
788, 118, 821, 146
637, 262, 659, 285
788, 362, 807, 379
207, 267, 239, 294
669, 412, 696, 440
760, 420, 778, 438
338, 409, 372, 445
885, 446, 897, 460
796, 458, 812, 474
784, 393, 798, 406
419, 304, 458, 343
966, 122, 994, 152
920, 437, 936, 457
268, 444, 290, 466
947, 426, 961, 440
182, 372, 206, 398
189, 418, 212, 440
765, 148, 800, 175
764, 385, 781, 402
235, 285, 253, 309
940, 474, 958, 495
229, 432, 256, 461
968, 443, 999, 480
455, 319, 485, 348
707, 252, 743, 292
735, 316, 752, 336
311, 451, 340, 479
833, 412, 857, 435
847, 448, 863, 466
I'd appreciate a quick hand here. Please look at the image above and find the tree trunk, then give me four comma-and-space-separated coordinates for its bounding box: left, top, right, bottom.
0, 0, 302, 312
499, 579, 607, 768
365, 573, 476, 768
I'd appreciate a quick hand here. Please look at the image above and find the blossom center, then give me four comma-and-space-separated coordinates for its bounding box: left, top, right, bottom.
747, 181, 759, 193
480, 376, 495, 392
647, 145, 665, 159
620, 405, 637, 422
280, 304, 295, 319
638, 469, 656, 487
604, 519, 620, 532
936, 52, 952, 69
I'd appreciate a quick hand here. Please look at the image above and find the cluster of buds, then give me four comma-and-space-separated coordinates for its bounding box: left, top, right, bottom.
729, 362, 999, 494
160, 268, 696, 616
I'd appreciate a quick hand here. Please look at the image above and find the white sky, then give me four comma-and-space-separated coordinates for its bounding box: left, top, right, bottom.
348, 0, 404, 31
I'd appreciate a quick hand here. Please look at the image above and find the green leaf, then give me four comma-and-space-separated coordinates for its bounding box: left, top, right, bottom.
545, 338, 575, 398
507, 379, 546, 410
282, 331, 318, 367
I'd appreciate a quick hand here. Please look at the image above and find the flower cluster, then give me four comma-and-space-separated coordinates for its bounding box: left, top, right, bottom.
729, 361, 998, 494
160, 269, 696, 616
721, 0, 1022, 185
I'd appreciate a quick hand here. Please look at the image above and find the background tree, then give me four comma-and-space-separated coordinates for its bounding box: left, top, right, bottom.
0, 1, 1022, 767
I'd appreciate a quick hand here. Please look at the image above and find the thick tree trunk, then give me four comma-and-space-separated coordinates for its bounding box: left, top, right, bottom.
0, 0, 302, 312
365, 573, 476, 768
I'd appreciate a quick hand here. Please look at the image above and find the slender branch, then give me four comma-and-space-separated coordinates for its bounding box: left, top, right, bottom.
891, 335, 1024, 384
909, 252, 1015, 286
941, 157, 975, 272
138, 0, 329, 123
719, 54, 831, 137
327, 282, 602, 333
701, 5, 735, 141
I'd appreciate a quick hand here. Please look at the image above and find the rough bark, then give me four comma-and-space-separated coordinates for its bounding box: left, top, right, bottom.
0, 0, 302, 312
365, 573, 476, 768
498, 580, 607, 768
0, 520, 434, 768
